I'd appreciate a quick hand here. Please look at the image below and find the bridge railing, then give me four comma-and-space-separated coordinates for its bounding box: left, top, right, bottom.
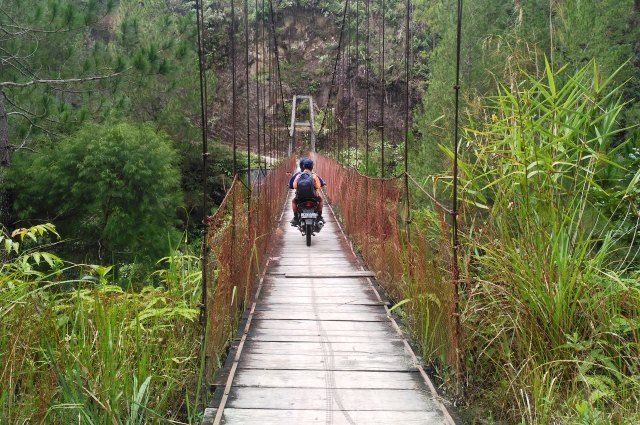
203, 156, 295, 380
315, 153, 457, 370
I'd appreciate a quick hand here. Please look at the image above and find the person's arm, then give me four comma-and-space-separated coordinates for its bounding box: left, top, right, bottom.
288, 172, 300, 189
313, 175, 321, 189
293, 175, 300, 189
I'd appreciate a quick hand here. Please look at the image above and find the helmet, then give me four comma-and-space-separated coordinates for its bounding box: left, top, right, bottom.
301, 158, 314, 170
299, 157, 307, 169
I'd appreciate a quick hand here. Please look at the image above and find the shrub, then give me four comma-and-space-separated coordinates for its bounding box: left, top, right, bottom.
8, 122, 183, 263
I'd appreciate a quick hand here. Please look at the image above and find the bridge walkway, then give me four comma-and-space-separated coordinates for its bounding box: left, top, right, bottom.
204, 191, 453, 424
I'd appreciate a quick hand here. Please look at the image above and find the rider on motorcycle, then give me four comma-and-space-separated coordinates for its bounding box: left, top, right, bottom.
289, 158, 325, 226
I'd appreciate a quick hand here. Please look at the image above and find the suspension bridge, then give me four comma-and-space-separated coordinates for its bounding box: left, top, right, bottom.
193, 0, 465, 422
202, 175, 454, 424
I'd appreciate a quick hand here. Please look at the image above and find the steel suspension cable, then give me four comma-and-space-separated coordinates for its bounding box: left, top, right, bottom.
451, 0, 463, 391
261, 0, 267, 170
365, 0, 370, 171
194, 0, 209, 401
267, 0, 287, 157
379, 0, 385, 177
354, 0, 359, 167
403, 0, 411, 240
317, 0, 349, 137
346, 0, 351, 167
255, 0, 262, 178
231, 0, 238, 174
244, 0, 251, 206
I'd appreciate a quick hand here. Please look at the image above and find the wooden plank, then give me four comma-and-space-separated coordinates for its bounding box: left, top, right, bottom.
254, 304, 383, 313
243, 341, 406, 355
264, 277, 367, 285
230, 369, 423, 389
273, 258, 353, 266
252, 319, 391, 332
260, 296, 381, 305
273, 268, 361, 276
279, 253, 353, 258
253, 311, 387, 321
226, 388, 439, 412
262, 283, 367, 291
248, 333, 400, 343
238, 353, 415, 371
285, 271, 376, 278
219, 408, 444, 424
263, 286, 370, 294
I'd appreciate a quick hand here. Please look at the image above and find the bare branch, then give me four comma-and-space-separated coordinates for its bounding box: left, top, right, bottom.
0, 69, 131, 88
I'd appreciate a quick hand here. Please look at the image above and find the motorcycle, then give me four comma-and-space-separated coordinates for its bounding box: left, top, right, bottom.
296, 199, 324, 246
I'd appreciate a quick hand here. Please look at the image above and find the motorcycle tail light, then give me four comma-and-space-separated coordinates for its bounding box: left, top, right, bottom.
303, 201, 315, 208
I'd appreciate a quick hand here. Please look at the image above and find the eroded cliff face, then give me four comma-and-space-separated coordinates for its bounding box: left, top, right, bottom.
211, 5, 410, 153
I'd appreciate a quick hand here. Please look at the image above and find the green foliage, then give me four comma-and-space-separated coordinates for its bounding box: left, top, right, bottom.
8, 122, 183, 263
411, 0, 639, 179
1, 0, 203, 158
0, 224, 204, 423
435, 63, 639, 423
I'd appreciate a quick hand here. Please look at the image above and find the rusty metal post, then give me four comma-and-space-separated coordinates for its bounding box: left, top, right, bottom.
451, 0, 464, 394
403, 0, 411, 244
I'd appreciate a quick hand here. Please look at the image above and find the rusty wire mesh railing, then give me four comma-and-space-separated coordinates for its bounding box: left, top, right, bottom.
203, 156, 295, 380
314, 153, 458, 370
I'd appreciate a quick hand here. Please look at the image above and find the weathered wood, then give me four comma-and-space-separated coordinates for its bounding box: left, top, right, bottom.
243, 341, 407, 355
261, 287, 372, 298
252, 319, 390, 332
285, 271, 376, 278
231, 369, 424, 389
219, 408, 444, 424
226, 388, 438, 411
258, 295, 381, 305
264, 277, 368, 285
248, 333, 400, 343
253, 310, 387, 321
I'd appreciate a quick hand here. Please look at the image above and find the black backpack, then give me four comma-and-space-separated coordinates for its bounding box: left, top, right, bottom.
296, 172, 316, 199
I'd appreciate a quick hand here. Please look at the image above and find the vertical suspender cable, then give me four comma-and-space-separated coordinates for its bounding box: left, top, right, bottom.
365, 0, 370, 171
379, 0, 385, 177
267, 0, 287, 158
451, 0, 463, 391
268, 34, 274, 165
345, 0, 350, 166
317, 0, 349, 137
354, 0, 359, 168
194, 0, 209, 400
231, 0, 238, 174
244, 0, 251, 202
261, 0, 267, 170
404, 0, 410, 241
255, 0, 262, 179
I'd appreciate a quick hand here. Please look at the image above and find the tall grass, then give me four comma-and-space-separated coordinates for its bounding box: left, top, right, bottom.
1, 224, 204, 423
444, 61, 640, 423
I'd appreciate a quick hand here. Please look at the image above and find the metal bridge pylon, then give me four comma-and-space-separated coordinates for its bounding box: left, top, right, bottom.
288, 95, 316, 155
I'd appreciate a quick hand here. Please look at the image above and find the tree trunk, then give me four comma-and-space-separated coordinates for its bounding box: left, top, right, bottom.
0, 92, 9, 167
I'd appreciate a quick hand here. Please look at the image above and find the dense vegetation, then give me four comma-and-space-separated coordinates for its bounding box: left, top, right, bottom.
1, 0, 639, 423
0, 1, 224, 422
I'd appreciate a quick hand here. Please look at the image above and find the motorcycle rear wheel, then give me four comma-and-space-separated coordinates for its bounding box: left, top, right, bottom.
305, 224, 312, 246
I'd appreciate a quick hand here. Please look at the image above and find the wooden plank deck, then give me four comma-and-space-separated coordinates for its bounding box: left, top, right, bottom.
204, 192, 454, 424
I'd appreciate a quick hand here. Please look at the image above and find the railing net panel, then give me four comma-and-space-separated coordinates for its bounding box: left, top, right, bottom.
204, 156, 295, 379
315, 154, 456, 367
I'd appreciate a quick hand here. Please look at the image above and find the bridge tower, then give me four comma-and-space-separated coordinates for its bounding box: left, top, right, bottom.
288, 95, 316, 155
